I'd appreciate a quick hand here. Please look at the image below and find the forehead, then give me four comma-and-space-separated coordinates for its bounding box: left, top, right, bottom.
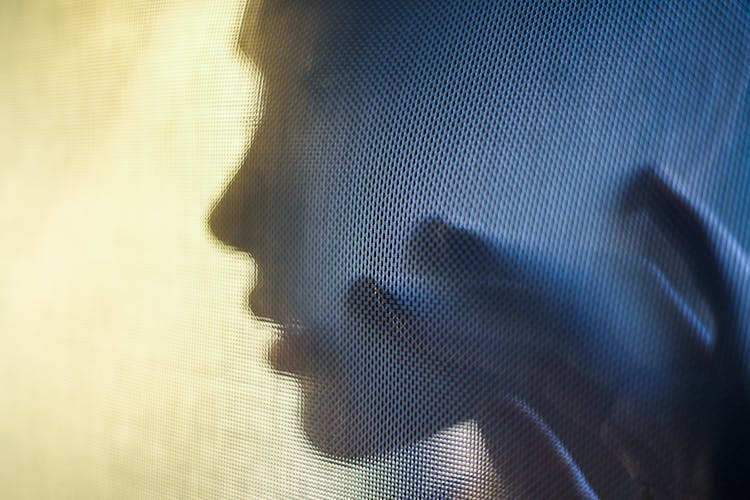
236, 1, 747, 214
237, 0, 452, 70
236, 2, 638, 84
238, 1, 361, 60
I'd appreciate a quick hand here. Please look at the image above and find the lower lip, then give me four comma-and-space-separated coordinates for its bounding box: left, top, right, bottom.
268, 327, 314, 375
268, 336, 295, 373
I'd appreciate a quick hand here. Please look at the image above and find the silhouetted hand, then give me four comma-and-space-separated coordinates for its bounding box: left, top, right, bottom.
345, 168, 749, 498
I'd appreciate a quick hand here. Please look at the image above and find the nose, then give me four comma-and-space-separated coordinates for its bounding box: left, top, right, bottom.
208, 120, 304, 322
209, 154, 262, 253
208, 121, 276, 255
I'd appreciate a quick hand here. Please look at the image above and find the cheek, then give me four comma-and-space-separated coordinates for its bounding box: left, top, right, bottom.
291, 129, 420, 323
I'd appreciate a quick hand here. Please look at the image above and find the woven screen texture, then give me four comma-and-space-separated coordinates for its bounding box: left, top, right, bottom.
3, 1, 750, 498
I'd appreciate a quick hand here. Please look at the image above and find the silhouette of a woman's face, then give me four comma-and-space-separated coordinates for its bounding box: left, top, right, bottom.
209, 1, 487, 458
209, 3, 644, 459
209, 1, 619, 463
209, 2, 750, 495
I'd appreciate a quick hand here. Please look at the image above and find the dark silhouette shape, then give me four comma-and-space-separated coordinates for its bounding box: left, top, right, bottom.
209, 2, 750, 497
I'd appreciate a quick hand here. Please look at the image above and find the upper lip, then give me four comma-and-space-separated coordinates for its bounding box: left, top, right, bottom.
248, 283, 286, 324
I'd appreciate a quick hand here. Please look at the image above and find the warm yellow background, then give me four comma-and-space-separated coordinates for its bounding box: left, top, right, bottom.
0, 1, 494, 498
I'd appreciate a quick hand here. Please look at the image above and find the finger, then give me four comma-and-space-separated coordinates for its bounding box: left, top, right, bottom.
480, 396, 598, 499
406, 216, 539, 287
347, 278, 498, 377
345, 276, 452, 366
622, 166, 750, 496
621, 167, 750, 369
621, 167, 721, 300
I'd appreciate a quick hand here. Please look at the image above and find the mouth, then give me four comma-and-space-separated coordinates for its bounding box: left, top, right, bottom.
248, 283, 313, 375
261, 277, 440, 377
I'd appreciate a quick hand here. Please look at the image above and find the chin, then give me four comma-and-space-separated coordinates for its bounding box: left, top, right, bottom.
297, 361, 474, 460
298, 375, 408, 459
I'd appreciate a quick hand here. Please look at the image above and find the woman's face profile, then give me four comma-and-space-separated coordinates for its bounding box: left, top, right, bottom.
208, 5, 750, 495
208, 0, 622, 459
209, 0, 662, 453
209, 1, 486, 457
